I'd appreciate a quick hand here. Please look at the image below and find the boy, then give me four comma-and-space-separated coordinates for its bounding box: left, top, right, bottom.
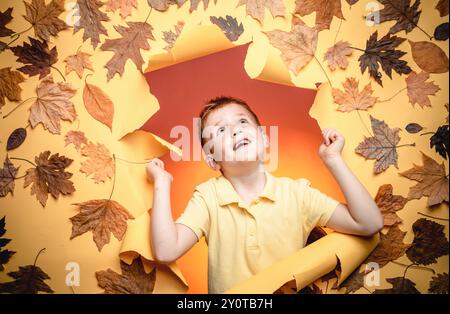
146, 96, 383, 294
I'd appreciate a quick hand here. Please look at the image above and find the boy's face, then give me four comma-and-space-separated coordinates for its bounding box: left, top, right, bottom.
202, 103, 267, 171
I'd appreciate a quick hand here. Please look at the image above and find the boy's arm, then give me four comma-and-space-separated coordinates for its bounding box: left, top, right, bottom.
319, 128, 384, 236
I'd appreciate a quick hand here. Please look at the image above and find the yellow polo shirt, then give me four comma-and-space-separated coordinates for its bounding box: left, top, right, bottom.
175, 170, 341, 294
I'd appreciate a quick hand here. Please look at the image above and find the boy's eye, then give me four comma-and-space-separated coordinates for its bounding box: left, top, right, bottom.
216, 126, 225, 136
239, 118, 248, 124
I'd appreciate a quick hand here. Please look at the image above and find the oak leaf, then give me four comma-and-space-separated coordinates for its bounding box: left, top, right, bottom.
0, 67, 25, 109
70, 199, 134, 251
210, 15, 244, 42
374, 184, 407, 227
332, 77, 378, 112
23, 150, 75, 207
408, 40, 449, 74
0, 157, 19, 197
105, 0, 138, 19
73, 0, 109, 49
64, 50, 94, 79
80, 142, 114, 183
368, 0, 421, 35
373, 277, 420, 294
399, 152, 449, 207
405, 71, 440, 108
83, 80, 114, 130
293, 0, 344, 31
23, 0, 68, 41
324, 41, 352, 71
237, 0, 285, 23
64, 130, 88, 152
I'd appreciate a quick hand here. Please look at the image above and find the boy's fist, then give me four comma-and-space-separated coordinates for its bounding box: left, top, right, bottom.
318, 128, 345, 163
146, 158, 173, 183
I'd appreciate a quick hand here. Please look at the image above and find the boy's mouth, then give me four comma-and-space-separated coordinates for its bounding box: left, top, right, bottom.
233, 137, 251, 151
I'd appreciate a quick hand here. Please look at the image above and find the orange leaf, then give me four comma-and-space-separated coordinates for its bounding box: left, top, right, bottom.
332, 77, 378, 112
405, 71, 440, 108
374, 184, 407, 227
82, 81, 114, 130
80, 142, 114, 184
64, 51, 94, 79
293, 0, 344, 31
324, 41, 353, 71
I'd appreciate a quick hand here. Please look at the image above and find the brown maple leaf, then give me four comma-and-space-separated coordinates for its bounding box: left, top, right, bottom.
324, 41, 353, 71
429, 273, 448, 294
332, 77, 378, 112
64, 130, 88, 151
162, 21, 185, 51
64, 50, 94, 78
408, 40, 449, 74
0, 216, 16, 272
73, 0, 109, 49
436, 0, 449, 17
264, 20, 317, 75
23, 0, 69, 41
10, 37, 58, 79
399, 152, 449, 207
335, 268, 367, 294
70, 199, 134, 251
83, 80, 114, 130
355, 115, 402, 174
210, 15, 244, 42
0, 264, 54, 293
373, 277, 420, 294
29, 76, 77, 134
96, 258, 155, 293
0, 7, 14, 37
105, 0, 138, 19
374, 184, 407, 227
24, 151, 75, 207
0, 67, 25, 109
100, 21, 154, 81
405, 71, 440, 108
80, 142, 115, 184
148, 0, 217, 13
0, 156, 19, 197
237, 0, 286, 23
406, 218, 449, 266
364, 225, 412, 268
293, 0, 344, 31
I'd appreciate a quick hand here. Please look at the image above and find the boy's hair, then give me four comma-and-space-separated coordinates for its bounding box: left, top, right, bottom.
198, 96, 261, 148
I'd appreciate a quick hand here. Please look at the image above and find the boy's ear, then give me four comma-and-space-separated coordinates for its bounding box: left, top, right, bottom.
205, 154, 221, 171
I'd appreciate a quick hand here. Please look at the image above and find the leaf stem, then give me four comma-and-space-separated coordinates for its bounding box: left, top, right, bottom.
10, 25, 33, 39
115, 156, 152, 164
51, 65, 66, 82
33, 248, 46, 267
361, 286, 372, 294
377, 87, 407, 103
144, 7, 152, 24
391, 260, 436, 274
313, 55, 333, 88
9, 156, 37, 167
419, 132, 435, 136
417, 212, 449, 221
356, 109, 373, 137
2, 96, 37, 119
108, 154, 117, 201
333, 18, 343, 45
349, 46, 366, 53
396, 143, 416, 148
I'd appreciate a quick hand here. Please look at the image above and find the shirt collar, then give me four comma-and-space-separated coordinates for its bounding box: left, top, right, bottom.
216, 170, 276, 206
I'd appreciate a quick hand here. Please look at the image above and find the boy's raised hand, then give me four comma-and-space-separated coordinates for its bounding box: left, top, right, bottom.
146, 158, 173, 183
318, 128, 345, 164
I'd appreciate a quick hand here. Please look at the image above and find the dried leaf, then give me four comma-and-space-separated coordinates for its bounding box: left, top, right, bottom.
73, 0, 109, 49
0, 264, 53, 293
162, 21, 184, 51
0, 157, 19, 197
23, 0, 69, 41
374, 184, 407, 227
399, 152, 449, 206
0, 67, 25, 109
367, 0, 421, 35
264, 22, 317, 75
428, 273, 448, 294
324, 41, 352, 71
64, 130, 88, 151
332, 77, 378, 112
293, 0, 344, 31
29, 76, 77, 134
80, 142, 114, 183
408, 40, 449, 73
405, 71, 440, 108
83, 81, 114, 130
0, 216, 16, 271
436, 0, 449, 17
273, 279, 298, 294
373, 277, 420, 294
430, 125, 449, 159
298, 283, 322, 294
7, 128, 27, 151
405, 123, 423, 134
0, 7, 14, 37
434, 22, 449, 41
96, 258, 156, 293
336, 268, 366, 294
355, 115, 401, 174
23, 150, 75, 207
100, 21, 154, 81
105, 0, 137, 19
237, 0, 286, 23
10, 37, 58, 79
70, 199, 134, 251
188, 0, 217, 12
406, 218, 449, 265
64, 51, 94, 79
359, 31, 411, 86
210, 15, 244, 42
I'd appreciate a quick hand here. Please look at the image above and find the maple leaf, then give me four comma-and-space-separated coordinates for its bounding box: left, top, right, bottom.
264, 20, 318, 75
10, 37, 58, 79
405, 71, 440, 108
358, 31, 411, 86
408, 40, 449, 74
406, 218, 449, 265
335, 268, 367, 294
148, 0, 217, 12
96, 258, 156, 294
0, 156, 19, 197
162, 21, 185, 51
23, 150, 75, 207
436, 0, 449, 17
355, 115, 402, 174
0, 67, 25, 109
64, 130, 88, 152
368, 0, 421, 35
189, 0, 217, 12
73, 0, 109, 50
324, 41, 353, 71
293, 0, 344, 31
80, 142, 114, 183
100, 21, 154, 81
364, 225, 412, 268
428, 273, 448, 294
374, 184, 407, 227
0, 216, 16, 271
430, 124, 449, 160
0, 7, 14, 37
64, 50, 94, 78
29, 76, 77, 134
373, 277, 420, 294
105, 0, 138, 19
23, 0, 69, 41
399, 152, 449, 207
70, 199, 134, 251
210, 15, 244, 42
332, 77, 378, 112
237, 0, 286, 23
83, 80, 114, 130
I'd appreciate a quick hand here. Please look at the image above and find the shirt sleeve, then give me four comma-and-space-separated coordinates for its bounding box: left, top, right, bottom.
175, 189, 210, 242
297, 178, 340, 230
